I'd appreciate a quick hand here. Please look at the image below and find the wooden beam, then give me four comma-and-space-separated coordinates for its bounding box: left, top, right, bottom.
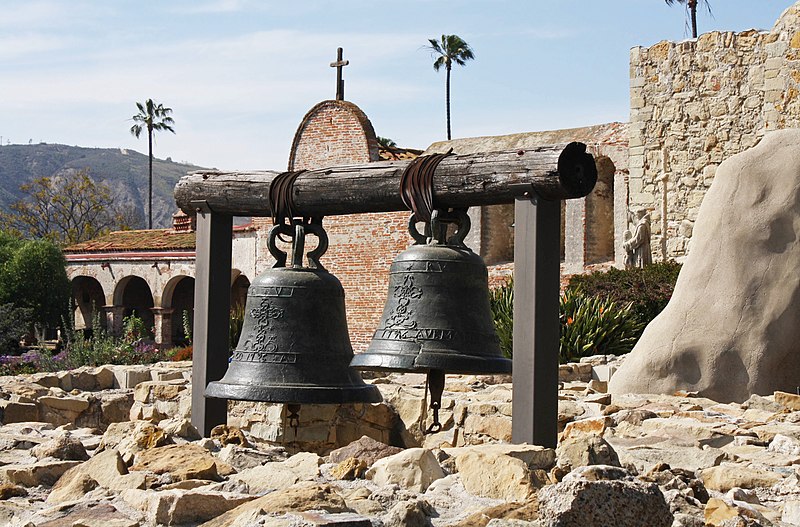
174, 142, 596, 217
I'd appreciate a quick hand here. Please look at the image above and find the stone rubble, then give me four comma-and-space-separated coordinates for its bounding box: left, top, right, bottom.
0, 359, 799, 525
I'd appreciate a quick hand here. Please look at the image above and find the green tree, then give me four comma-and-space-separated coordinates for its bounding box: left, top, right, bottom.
377, 136, 397, 148
0, 236, 70, 331
426, 34, 475, 141
130, 99, 176, 229
1, 169, 130, 246
665, 0, 712, 38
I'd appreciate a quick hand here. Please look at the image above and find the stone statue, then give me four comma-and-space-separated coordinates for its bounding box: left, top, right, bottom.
623, 208, 652, 268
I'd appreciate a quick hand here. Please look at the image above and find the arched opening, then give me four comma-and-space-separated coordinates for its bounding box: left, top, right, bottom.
163, 275, 195, 345
585, 156, 616, 264
114, 276, 155, 338
71, 276, 106, 334
231, 272, 250, 310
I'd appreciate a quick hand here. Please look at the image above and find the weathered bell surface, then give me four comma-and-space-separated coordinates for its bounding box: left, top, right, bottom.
351, 210, 511, 375
206, 222, 381, 405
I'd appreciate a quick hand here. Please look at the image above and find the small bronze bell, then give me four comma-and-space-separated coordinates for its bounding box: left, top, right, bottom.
351, 209, 510, 431
206, 220, 381, 407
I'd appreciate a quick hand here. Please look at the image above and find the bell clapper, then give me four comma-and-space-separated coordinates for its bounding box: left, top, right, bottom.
424, 369, 446, 434
287, 403, 301, 439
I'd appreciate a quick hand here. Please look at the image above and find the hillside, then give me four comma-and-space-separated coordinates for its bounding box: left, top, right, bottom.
0, 144, 208, 229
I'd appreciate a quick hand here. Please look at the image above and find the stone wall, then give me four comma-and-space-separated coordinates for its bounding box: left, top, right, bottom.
628, 3, 800, 259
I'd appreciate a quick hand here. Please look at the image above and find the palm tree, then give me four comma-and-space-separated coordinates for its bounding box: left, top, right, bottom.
665, 0, 712, 39
130, 99, 175, 229
426, 34, 475, 141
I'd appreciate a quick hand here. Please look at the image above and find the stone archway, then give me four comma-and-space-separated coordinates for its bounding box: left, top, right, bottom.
113, 276, 155, 339
162, 275, 195, 346
230, 272, 250, 310
585, 156, 616, 264
71, 276, 106, 332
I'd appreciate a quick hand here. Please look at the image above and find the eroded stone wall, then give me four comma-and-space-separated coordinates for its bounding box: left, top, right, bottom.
629, 3, 800, 259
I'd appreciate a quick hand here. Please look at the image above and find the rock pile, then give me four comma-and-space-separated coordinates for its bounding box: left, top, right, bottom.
0, 358, 800, 525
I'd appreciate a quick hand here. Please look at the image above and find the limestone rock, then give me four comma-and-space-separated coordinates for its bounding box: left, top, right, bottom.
215, 444, 287, 471
30, 432, 89, 461
367, 448, 444, 492
452, 444, 556, 501
704, 497, 777, 527
610, 130, 800, 403
158, 417, 201, 440
233, 451, 320, 493
130, 444, 225, 482
699, 464, 783, 492
120, 488, 252, 526
537, 477, 673, 527
210, 424, 249, 446
48, 449, 147, 504
98, 421, 170, 463
449, 501, 540, 527
133, 380, 187, 403
774, 390, 800, 411
608, 440, 726, 474
0, 483, 26, 499
383, 499, 434, 527
327, 435, 402, 466
0, 400, 38, 423
562, 464, 631, 482
330, 457, 368, 480
198, 482, 350, 527
556, 435, 620, 474
0, 459, 80, 486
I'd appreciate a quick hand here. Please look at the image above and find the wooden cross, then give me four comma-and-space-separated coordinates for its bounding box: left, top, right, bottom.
330, 47, 349, 101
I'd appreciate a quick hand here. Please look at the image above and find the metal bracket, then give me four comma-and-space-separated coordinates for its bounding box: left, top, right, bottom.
189, 200, 213, 214
509, 183, 539, 204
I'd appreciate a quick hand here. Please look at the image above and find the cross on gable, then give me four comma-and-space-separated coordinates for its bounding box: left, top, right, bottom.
330, 47, 349, 101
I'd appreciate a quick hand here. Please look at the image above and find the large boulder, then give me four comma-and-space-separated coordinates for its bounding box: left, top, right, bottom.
610, 129, 800, 402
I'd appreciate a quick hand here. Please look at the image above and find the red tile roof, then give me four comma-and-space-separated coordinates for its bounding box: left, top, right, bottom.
64, 229, 196, 253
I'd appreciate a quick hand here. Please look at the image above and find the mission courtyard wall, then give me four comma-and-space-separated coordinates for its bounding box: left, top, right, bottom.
629, 3, 800, 260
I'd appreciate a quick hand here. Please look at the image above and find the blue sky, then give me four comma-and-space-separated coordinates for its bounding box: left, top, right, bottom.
0, 1, 793, 170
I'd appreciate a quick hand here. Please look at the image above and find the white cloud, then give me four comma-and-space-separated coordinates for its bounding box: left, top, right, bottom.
0, 34, 76, 60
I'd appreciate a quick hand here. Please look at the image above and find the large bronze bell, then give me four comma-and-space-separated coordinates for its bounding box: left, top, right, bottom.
206, 221, 381, 406
351, 209, 510, 431
352, 209, 510, 375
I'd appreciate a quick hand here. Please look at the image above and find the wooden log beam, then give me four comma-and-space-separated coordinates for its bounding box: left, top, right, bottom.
174, 142, 596, 217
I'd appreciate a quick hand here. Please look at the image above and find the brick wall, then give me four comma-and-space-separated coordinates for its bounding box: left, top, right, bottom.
277, 99, 408, 351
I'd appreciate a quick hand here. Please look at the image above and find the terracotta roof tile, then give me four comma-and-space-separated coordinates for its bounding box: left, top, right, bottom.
64, 229, 196, 253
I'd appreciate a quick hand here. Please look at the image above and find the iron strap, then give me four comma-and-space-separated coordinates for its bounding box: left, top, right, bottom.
269, 170, 307, 225
399, 150, 453, 223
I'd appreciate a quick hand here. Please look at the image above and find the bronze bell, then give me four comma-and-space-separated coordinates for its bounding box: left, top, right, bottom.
206, 221, 381, 406
352, 209, 510, 375
351, 209, 510, 431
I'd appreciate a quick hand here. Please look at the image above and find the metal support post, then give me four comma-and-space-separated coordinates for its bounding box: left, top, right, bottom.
511, 192, 561, 448
191, 204, 232, 437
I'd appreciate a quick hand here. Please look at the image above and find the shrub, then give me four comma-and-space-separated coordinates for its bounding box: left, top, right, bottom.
168, 345, 193, 361
230, 303, 246, 351
489, 276, 646, 363
0, 303, 33, 356
566, 261, 682, 326
559, 288, 645, 363
489, 278, 513, 358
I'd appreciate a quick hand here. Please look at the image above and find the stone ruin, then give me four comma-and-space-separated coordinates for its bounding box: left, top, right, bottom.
0, 355, 799, 525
